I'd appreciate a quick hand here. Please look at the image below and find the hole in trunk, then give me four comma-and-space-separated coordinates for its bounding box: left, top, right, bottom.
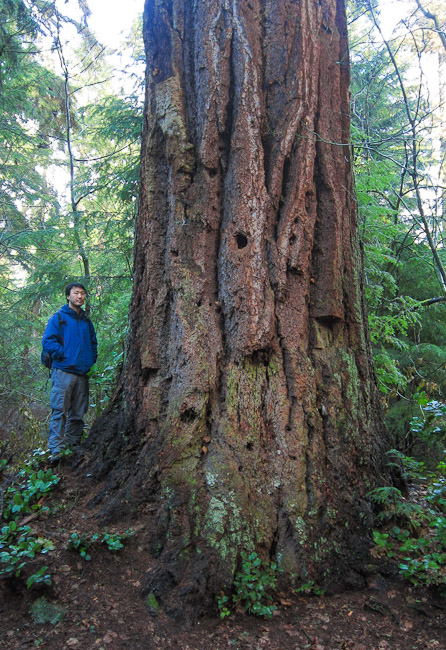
180, 408, 197, 423
236, 232, 248, 249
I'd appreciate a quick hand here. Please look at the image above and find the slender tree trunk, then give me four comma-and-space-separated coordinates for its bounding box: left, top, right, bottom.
86, 0, 388, 618
56, 20, 91, 298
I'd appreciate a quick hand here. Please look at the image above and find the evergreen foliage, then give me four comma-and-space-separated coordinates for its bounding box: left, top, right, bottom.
0, 0, 143, 436
349, 0, 446, 457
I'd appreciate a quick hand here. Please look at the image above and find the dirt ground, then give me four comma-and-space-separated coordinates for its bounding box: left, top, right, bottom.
1, 461, 445, 650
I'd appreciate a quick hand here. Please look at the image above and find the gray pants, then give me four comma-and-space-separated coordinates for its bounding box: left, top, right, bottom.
48, 368, 89, 456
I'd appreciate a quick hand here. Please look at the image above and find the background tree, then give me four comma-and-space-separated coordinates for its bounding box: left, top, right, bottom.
85, 0, 388, 618
0, 0, 67, 441
348, 0, 446, 458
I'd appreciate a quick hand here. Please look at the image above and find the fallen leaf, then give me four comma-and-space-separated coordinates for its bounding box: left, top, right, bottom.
284, 626, 300, 638
401, 619, 413, 631
66, 639, 79, 647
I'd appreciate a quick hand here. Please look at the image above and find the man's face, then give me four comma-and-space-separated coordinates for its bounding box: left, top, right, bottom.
68, 287, 86, 310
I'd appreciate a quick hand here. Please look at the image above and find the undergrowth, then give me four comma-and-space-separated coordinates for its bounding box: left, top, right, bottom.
0, 446, 133, 589
370, 399, 446, 594
68, 529, 134, 561
0, 448, 58, 588
217, 551, 278, 619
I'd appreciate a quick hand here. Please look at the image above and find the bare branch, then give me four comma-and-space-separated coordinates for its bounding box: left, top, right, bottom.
415, 0, 446, 53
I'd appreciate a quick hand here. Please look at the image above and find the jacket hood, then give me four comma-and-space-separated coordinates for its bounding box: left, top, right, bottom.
60, 303, 88, 320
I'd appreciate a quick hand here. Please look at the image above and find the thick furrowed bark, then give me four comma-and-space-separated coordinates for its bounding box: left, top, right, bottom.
85, 0, 388, 619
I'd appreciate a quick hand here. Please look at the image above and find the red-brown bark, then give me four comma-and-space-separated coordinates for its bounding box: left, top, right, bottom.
86, 0, 388, 619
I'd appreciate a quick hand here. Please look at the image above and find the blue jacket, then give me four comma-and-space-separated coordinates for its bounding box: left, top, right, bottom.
42, 304, 98, 375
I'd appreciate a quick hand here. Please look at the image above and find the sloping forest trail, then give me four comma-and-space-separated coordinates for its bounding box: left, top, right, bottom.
1, 460, 445, 650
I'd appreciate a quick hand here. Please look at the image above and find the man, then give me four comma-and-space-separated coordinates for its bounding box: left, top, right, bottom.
41, 283, 98, 462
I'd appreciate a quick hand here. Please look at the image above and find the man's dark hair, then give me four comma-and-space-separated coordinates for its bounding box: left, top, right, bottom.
65, 282, 87, 299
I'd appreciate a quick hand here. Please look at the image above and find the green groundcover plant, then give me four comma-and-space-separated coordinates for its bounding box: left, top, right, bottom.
370, 403, 446, 594
1, 448, 134, 588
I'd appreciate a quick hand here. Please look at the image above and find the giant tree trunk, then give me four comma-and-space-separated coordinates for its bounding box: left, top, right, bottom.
87, 0, 388, 618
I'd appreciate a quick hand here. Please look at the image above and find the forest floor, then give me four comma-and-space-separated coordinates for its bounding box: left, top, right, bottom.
1, 459, 446, 650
